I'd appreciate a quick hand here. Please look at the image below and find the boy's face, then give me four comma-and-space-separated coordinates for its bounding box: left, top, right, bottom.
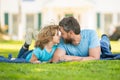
52, 30, 61, 44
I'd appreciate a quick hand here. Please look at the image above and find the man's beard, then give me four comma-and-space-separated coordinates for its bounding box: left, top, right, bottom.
64, 38, 80, 45
64, 38, 73, 44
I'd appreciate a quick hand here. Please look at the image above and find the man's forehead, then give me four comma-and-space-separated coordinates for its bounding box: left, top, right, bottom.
59, 27, 63, 31
59, 27, 68, 34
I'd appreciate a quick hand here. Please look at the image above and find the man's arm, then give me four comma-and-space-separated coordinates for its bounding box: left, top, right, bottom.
80, 46, 101, 61
51, 48, 66, 62
51, 46, 100, 62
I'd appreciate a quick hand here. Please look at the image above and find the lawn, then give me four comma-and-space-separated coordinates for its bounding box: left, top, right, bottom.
0, 40, 120, 80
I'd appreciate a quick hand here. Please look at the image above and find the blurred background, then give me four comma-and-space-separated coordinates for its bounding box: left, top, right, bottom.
0, 0, 120, 40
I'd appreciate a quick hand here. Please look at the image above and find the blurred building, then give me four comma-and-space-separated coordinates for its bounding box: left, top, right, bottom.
0, 0, 120, 40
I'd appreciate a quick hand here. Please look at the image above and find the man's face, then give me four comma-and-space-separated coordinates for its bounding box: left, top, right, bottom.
59, 27, 73, 44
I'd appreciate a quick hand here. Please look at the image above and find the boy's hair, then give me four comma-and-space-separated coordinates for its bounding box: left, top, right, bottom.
35, 25, 59, 49
59, 17, 80, 34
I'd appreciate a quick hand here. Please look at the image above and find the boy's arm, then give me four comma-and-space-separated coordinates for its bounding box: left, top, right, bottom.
30, 54, 41, 64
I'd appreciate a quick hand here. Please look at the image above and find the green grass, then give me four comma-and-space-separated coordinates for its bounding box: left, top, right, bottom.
0, 40, 120, 80
0, 61, 120, 80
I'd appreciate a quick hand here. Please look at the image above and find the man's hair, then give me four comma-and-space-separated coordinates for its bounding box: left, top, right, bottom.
59, 17, 80, 34
35, 25, 59, 49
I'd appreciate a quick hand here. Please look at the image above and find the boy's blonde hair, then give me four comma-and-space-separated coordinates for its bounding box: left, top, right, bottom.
35, 25, 59, 49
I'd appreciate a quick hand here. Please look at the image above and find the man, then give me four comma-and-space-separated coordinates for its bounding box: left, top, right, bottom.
51, 17, 101, 62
